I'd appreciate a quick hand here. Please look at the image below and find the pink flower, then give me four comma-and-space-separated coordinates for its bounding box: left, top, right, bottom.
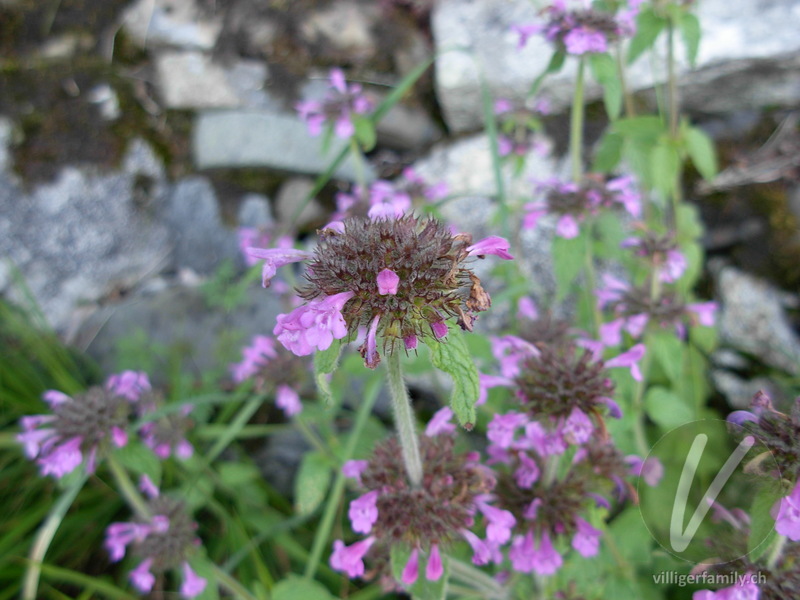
426, 407, 456, 437
514, 453, 541, 488
605, 344, 646, 381
363, 314, 381, 369
401, 548, 420, 584
626, 455, 664, 487
342, 459, 369, 484
274, 291, 355, 356
461, 529, 492, 565
180, 562, 207, 598
477, 501, 516, 544
687, 302, 717, 327
466, 236, 514, 260
572, 518, 602, 557
276, 384, 302, 417
377, 268, 400, 295
487, 412, 529, 449
129, 558, 156, 593
349, 491, 380, 534
139, 474, 160, 499
245, 247, 312, 288
426, 544, 444, 581
330, 537, 376, 578
517, 296, 539, 321
107, 371, 151, 401
775, 481, 800, 541
562, 407, 593, 445
431, 321, 449, 339
693, 579, 760, 600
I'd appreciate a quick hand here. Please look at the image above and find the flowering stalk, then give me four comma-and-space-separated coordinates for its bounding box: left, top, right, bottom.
387, 351, 424, 487
570, 56, 586, 181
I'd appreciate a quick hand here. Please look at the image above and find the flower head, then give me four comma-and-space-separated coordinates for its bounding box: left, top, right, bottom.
296, 68, 373, 139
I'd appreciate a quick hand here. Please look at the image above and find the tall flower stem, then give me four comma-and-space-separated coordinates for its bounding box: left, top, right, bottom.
387, 351, 424, 487
570, 57, 586, 182
107, 453, 151, 520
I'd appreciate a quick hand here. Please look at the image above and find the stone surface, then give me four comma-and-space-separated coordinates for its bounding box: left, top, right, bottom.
711, 370, 782, 410
413, 132, 562, 324
161, 176, 240, 275
0, 117, 12, 173
155, 51, 242, 108
237, 193, 273, 229
300, 1, 379, 60
121, 0, 223, 50
714, 263, 800, 375
0, 167, 171, 331
192, 110, 374, 181
432, 0, 800, 132
79, 284, 285, 380
376, 102, 442, 150
274, 177, 327, 229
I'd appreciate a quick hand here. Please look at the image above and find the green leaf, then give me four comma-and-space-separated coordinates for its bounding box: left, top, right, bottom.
685, 126, 718, 181
113, 442, 162, 483
552, 232, 586, 302
314, 338, 343, 405
353, 116, 376, 152
650, 141, 681, 197
612, 115, 665, 142
529, 50, 566, 97
675, 203, 704, 241
679, 12, 701, 67
272, 575, 334, 600
426, 327, 480, 429
650, 330, 685, 385
294, 451, 332, 516
217, 462, 260, 487
627, 8, 667, 64
748, 481, 789, 561
592, 131, 624, 172
644, 386, 694, 429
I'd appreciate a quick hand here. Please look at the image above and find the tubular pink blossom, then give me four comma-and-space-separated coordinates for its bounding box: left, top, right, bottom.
245, 247, 313, 288
274, 291, 355, 356
180, 562, 207, 598
431, 321, 448, 339
377, 268, 400, 295
461, 529, 491, 565
363, 314, 381, 369
401, 548, 420, 585
572, 518, 602, 557
129, 558, 155, 593
605, 344, 646, 381
555, 214, 579, 238
342, 459, 369, 483
275, 384, 302, 417
466, 236, 514, 260
425, 407, 456, 437
330, 537, 376, 578
349, 490, 380, 534
426, 544, 444, 581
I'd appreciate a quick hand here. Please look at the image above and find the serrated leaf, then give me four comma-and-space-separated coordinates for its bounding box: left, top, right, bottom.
272, 575, 334, 600
612, 115, 665, 142
650, 142, 681, 197
679, 12, 701, 67
593, 131, 624, 172
675, 203, 704, 241
747, 481, 787, 561
314, 338, 343, 405
628, 8, 667, 64
552, 232, 586, 302
426, 327, 479, 429
294, 451, 332, 516
353, 116, 376, 152
685, 126, 718, 181
644, 386, 694, 429
114, 442, 162, 484
650, 330, 685, 385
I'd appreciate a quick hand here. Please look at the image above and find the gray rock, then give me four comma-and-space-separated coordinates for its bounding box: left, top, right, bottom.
299, 1, 379, 60
376, 102, 442, 150
87, 84, 121, 121
79, 283, 285, 380
237, 193, 273, 229
0, 116, 12, 173
0, 168, 171, 331
714, 264, 800, 375
121, 0, 222, 50
193, 110, 374, 181
161, 176, 240, 275
155, 51, 242, 109
123, 138, 166, 180
711, 370, 783, 410
432, 0, 800, 132
413, 133, 562, 317
275, 177, 327, 229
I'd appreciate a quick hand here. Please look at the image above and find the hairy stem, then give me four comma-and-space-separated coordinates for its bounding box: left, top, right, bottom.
570, 57, 586, 182
387, 351, 424, 487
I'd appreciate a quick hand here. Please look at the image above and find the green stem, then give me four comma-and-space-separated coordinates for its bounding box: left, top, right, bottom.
304, 378, 382, 580
210, 563, 260, 600
350, 138, 367, 192
23, 471, 89, 600
448, 557, 507, 600
631, 349, 653, 456
616, 44, 636, 118
387, 351, 424, 487
582, 223, 601, 337
570, 57, 586, 182
767, 534, 788, 570
107, 453, 151, 520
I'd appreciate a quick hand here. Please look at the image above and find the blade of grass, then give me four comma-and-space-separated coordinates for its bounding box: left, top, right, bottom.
35, 564, 137, 600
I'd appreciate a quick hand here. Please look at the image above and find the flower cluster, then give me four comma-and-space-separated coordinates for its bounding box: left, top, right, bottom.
251, 215, 512, 366
17, 372, 150, 479
524, 175, 641, 239
296, 69, 373, 139
229, 334, 310, 417
494, 97, 551, 161
330, 413, 510, 584
621, 229, 688, 283
105, 477, 207, 598
329, 168, 447, 228
596, 273, 717, 347
514, 0, 642, 55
